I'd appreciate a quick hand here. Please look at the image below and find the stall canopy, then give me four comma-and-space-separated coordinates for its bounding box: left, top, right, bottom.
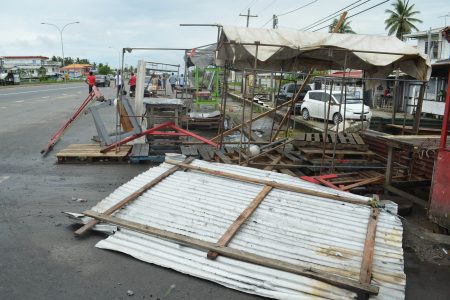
217, 26, 431, 81
185, 43, 216, 69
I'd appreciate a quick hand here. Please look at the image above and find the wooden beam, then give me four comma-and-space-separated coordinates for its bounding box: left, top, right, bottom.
74, 157, 195, 236
359, 208, 380, 288
241, 139, 293, 165
208, 185, 273, 259
341, 175, 384, 191
84, 210, 379, 295
165, 159, 369, 206
383, 184, 428, 207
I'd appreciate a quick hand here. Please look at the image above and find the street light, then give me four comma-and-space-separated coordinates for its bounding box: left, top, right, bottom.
41, 21, 80, 82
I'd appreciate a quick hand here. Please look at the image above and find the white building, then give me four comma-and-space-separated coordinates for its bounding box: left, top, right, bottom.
404, 27, 450, 116
0, 56, 61, 79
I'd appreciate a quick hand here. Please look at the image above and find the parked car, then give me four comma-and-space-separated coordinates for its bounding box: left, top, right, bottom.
276, 83, 312, 103
300, 90, 372, 124
0, 71, 20, 85
95, 75, 110, 87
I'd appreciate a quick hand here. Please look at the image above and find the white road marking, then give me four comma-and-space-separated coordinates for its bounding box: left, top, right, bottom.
0, 86, 82, 96
41, 96, 49, 99
15, 100, 25, 103
0, 176, 10, 184
0, 106, 7, 109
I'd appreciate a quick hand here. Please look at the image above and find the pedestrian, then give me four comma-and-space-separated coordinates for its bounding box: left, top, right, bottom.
162, 74, 167, 90
129, 73, 137, 97
151, 74, 159, 97
115, 71, 123, 96
158, 75, 162, 90
168, 72, 177, 93
85, 71, 96, 94
179, 74, 185, 88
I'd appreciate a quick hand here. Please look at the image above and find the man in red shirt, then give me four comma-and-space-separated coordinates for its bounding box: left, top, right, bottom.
129, 73, 137, 97
86, 71, 96, 94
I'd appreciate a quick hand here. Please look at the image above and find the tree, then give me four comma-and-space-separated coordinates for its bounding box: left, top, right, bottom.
328, 18, 355, 33
384, 0, 422, 40
98, 64, 112, 75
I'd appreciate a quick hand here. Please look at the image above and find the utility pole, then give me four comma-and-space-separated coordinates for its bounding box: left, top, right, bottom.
239, 8, 258, 27
272, 14, 278, 29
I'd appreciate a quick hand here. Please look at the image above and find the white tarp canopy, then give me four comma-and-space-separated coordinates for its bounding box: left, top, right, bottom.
217, 26, 431, 81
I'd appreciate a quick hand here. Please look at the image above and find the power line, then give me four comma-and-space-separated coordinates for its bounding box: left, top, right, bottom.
277, 0, 319, 17
257, 0, 278, 15
260, 0, 319, 28
312, 0, 390, 32
301, 0, 368, 31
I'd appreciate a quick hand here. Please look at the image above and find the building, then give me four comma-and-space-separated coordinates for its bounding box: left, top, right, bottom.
60, 64, 92, 79
404, 27, 450, 117
0, 56, 61, 79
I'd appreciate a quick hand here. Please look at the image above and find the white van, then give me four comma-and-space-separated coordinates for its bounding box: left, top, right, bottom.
300, 90, 372, 124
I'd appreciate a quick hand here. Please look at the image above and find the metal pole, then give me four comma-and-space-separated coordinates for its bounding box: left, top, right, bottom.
41, 21, 80, 83
245, 43, 259, 165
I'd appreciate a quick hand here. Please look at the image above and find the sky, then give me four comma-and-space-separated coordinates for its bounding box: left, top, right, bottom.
0, 0, 448, 69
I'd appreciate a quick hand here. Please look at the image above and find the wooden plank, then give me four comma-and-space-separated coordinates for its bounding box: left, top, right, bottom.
330, 133, 337, 144
189, 146, 199, 156
383, 184, 428, 207
306, 133, 312, 142
208, 185, 273, 259
74, 157, 196, 236
352, 133, 365, 145
346, 134, 356, 145
180, 146, 191, 156
341, 175, 384, 191
215, 150, 232, 164
166, 159, 369, 206
337, 133, 347, 144
84, 210, 379, 295
359, 208, 380, 287
197, 145, 212, 161
263, 155, 283, 171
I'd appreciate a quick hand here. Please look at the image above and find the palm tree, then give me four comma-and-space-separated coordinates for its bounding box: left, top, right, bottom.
328, 18, 356, 33
385, 0, 422, 40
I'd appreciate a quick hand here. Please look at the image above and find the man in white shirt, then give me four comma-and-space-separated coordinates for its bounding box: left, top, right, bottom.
179, 74, 185, 88
114, 71, 123, 96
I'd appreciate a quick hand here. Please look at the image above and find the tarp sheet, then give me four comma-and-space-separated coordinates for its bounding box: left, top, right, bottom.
217, 26, 431, 81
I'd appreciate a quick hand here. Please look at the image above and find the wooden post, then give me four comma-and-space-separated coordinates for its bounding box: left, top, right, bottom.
207, 185, 273, 259
385, 146, 394, 186
412, 82, 427, 134
359, 208, 380, 290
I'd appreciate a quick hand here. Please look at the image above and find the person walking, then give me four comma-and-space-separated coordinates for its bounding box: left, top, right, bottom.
129, 73, 137, 97
179, 74, 185, 88
115, 71, 123, 96
168, 72, 177, 93
85, 71, 96, 94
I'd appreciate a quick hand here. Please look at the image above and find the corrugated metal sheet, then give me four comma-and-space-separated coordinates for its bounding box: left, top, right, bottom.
83, 159, 405, 299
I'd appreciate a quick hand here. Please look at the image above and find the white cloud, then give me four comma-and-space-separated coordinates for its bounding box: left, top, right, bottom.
0, 0, 446, 68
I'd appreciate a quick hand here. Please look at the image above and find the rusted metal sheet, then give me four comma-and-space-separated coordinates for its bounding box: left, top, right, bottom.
429, 150, 450, 229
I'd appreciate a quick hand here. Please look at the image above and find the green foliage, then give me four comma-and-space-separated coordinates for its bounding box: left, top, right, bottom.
98, 64, 112, 75
328, 18, 356, 33
385, 0, 422, 40
38, 66, 47, 80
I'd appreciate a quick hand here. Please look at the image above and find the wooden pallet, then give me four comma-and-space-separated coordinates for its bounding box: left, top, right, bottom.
56, 144, 131, 163
294, 132, 368, 151
180, 145, 216, 161
300, 148, 375, 161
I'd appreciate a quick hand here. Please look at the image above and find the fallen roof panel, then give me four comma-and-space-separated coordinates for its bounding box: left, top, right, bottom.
81, 159, 405, 299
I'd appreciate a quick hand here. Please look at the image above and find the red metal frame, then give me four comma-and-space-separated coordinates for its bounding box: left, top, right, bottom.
439, 69, 450, 150
429, 66, 450, 230
41, 86, 101, 156
100, 121, 218, 153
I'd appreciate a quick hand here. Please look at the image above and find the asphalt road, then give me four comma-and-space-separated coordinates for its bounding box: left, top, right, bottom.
0, 83, 262, 300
